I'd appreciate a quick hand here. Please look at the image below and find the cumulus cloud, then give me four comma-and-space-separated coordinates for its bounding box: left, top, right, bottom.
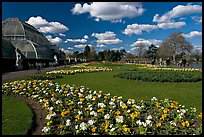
65, 38, 87, 43
153, 3, 202, 23
83, 35, 89, 39
191, 16, 202, 23
157, 21, 186, 30
182, 31, 202, 39
60, 48, 72, 54
92, 31, 122, 44
111, 47, 124, 51
131, 38, 162, 47
123, 23, 158, 35
72, 2, 145, 22
96, 44, 106, 48
74, 44, 93, 49
26, 16, 69, 34
59, 33, 66, 36
67, 47, 73, 50
46, 35, 62, 44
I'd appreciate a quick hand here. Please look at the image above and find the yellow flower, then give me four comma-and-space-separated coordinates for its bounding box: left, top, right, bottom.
130, 112, 139, 119
49, 111, 53, 114
61, 110, 70, 117
156, 102, 161, 108
160, 114, 167, 120
140, 100, 144, 103
44, 100, 49, 103
163, 108, 169, 114
97, 109, 103, 113
181, 121, 186, 127
104, 95, 108, 99
79, 98, 85, 102
47, 121, 52, 126
156, 123, 161, 128
68, 101, 74, 105
114, 110, 121, 115
198, 112, 202, 119
59, 124, 63, 129
75, 115, 80, 119
91, 127, 97, 133
122, 125, 130, 132
185, 121, 190, 127
51, 93, 55, 96
122, 105, 128, 109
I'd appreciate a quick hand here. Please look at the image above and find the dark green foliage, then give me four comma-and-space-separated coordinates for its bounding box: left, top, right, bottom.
114, 69, 202, 82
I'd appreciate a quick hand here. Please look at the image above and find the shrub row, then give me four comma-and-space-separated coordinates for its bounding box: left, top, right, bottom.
114, 70, 202, 82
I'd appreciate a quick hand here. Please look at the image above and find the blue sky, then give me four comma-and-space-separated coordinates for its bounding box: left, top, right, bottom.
2, 2, 202, 55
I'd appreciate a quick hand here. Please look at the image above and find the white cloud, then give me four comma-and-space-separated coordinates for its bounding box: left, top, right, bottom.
153, 3, 202, 23
67, 47, 73, 50
74, 44, 93, 49
96, 44, 106, 48
97, 39, 122, 45
60, 48, 72, 54
191, 16, 202, 23
157, 21, 186, 30
26, 16, 69, 34
183, 31, 202, 39
65, 38, 87, 43
59, 33, 66, 36
72, 2, 144, 22
46, 35, 62, 44
131, 38, 162, 47
123, 23, 158, 35
83, 35, 89, 39
111, 47, 124, 51
92, 31, 122, 44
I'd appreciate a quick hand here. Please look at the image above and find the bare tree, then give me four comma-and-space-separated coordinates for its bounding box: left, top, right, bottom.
134, 43, 146, 57
159, 32, 193, 64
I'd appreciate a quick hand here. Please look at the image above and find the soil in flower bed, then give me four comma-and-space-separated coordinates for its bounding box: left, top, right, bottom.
2, 95, 46, 135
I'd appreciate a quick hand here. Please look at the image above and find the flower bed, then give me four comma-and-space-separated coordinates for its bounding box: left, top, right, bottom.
2, 80, 202, 135
114, 69, 202, 82
136, 64, 202, 73
30, 74, 64, 80
46, 66, 112, 75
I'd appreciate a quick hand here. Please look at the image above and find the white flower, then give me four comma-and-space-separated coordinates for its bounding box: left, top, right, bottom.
88, 120, 95, 125
170, 121, 177, 126
66, 119, 71, 126
136, 120, 142, 126
70, 87, 74, 91
118, 96, 122, 99
180, 109, 186, 114
42, 126, 50, 133
127, 100, 132, 105
48, 106, 54, 111
146, 119, 152, 125
98, 103, 106, 108
142, 122, 147, 127
151, 97, 157, 101
80, 122, 88, 131
75, 124, 78, 129
80, 88, 84, 93
147, 115, 152, 120
78, 110, 83, 115
104, 114, 110, 119
56, 100, 61, 104
116, 116, 123, 123
78, 93, 83, 98
110, 127, 116, 132
131, 99, 135, 104
127, 109, 131, 113
109, 102, 115, 106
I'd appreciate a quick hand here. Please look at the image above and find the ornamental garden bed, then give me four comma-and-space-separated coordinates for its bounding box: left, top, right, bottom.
114, 69, 202, 82
2, 80, 202, 135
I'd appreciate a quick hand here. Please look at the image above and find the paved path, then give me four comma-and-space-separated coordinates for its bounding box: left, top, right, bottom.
2, 65, 73, 83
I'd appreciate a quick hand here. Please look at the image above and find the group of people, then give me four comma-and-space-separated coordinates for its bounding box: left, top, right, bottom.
177, 59, 189, 68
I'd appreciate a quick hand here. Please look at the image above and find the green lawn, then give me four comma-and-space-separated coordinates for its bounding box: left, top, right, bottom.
2, 96, 33, 135
53, 63, 202, 112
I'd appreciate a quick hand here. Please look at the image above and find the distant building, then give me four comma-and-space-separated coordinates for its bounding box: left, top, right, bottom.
2, 18, 65, 71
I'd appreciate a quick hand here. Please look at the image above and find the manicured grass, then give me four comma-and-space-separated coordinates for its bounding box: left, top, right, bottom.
2, 96, 33, 135
53, 63, 202, 112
